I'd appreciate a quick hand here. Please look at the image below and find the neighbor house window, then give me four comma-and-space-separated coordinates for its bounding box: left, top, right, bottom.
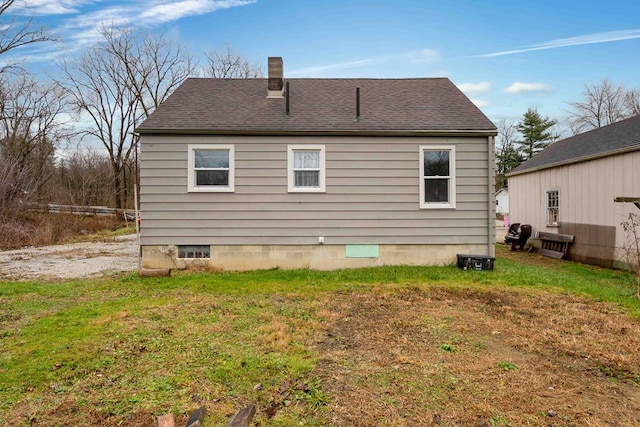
288, 145, 326, 192
546, 190, 559, 226
188, 144, 234, 192
178, 245, 210, 258
420, 146, 456, 209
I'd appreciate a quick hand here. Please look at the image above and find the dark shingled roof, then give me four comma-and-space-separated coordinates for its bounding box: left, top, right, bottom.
510, 115, 640, 176
136, 78, 496, 134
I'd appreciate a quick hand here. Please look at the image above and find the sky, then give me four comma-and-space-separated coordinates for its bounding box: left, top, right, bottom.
6, 0, 640, 134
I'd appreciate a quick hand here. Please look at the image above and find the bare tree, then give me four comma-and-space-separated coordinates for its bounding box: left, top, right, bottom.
496, 118, 518, 152
103, 27, 196, 117
0, 0, 50, 71
494, 118, 523, 190
0, 74, 68, 207
568, 79, 629, 134
620, 212, 640, 299
58, 27, 194, 209
625, 89, 640, 117
203, 43, 263, 78
58, 46, 139, 209
55, 148, 114, 207
0, 153, 35, 214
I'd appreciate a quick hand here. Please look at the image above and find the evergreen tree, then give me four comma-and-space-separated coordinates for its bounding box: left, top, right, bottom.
495, 144, 525, 190
516, 108, 557, 159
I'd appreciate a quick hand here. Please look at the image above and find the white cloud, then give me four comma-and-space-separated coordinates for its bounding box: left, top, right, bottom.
470, 99, 488, 108
57, 6, 136, 48
474, 29, 640, 58
5, 0, 258, 64
504, 82, 551, 94
141, 0, 257, 24
289, 58, 379, 76
289, 48, 442, 77
19, 0, 90, 15
407, 48, 441, 64
457, 81, 491, 94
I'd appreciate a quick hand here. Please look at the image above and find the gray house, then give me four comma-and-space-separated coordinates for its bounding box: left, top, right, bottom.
135, 57, 497, 271
508, 115, 640, 268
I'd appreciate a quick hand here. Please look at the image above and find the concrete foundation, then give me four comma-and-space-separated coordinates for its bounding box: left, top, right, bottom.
141, 244, 489, 271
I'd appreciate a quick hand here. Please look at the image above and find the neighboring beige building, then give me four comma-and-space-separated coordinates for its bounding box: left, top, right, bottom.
508, 115, 640, 268
135, 57, 497, 271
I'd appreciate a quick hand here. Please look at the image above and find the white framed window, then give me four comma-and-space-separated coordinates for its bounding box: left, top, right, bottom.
188, 144, 234, 192
287, 145, 326, 193
420, 145, 456, 209
546, 190, 559, 226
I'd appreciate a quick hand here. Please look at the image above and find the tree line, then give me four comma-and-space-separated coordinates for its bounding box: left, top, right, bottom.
0, 0, 262, 223
495, 80, 640, 190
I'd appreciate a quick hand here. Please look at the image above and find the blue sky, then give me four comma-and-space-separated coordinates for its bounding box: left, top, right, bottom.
7, 0, 640, 132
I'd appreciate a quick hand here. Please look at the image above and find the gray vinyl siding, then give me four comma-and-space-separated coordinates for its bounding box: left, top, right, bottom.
140, 135, 491, 246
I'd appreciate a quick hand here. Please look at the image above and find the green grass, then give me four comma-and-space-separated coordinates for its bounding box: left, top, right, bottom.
1, 252, 639, 425
497, 361, 518, 371
495, 256, 640, 313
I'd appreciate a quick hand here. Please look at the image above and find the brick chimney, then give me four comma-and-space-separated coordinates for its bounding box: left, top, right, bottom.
267, 57, 284, 98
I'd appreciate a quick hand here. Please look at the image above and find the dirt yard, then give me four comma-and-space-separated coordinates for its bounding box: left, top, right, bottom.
0, 234, 138, 281
313, 286, 640, 426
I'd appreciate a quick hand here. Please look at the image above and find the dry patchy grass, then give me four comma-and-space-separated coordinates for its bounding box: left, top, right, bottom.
313, 287, 640, 426
0, 211, 129, 250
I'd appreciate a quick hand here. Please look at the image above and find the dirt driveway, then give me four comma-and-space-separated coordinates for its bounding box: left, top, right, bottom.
0, 234, 138, 281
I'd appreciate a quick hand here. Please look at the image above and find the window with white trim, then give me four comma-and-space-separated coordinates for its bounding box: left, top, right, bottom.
188, 144, 234, 192
420, 146, 456, 209
546, 190, 559, 226
287, 145, 326, 192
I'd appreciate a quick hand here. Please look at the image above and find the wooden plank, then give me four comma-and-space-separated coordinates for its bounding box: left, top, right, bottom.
614, 197, 640, 210
156, 414, 176, 427
538, 248, 565, 259
186, 406, 207, 427
537, 232, 574, 243
140, 268, 172, 278
227, 404, 256, 427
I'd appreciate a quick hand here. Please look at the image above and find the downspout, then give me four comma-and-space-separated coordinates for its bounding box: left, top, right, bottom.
488, 135, 495, 257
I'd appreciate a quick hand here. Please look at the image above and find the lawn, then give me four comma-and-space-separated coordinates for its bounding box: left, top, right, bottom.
1, 246, 640, 426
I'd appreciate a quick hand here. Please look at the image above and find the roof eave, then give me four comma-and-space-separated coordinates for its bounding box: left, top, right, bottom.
508, 144, 640, 177
135, 128, 498, 137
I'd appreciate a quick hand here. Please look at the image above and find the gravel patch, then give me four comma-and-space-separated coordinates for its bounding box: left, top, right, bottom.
0, 234, 138, 281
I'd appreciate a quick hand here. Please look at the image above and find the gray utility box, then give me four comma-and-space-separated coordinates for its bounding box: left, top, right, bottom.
456, 254, 495, 271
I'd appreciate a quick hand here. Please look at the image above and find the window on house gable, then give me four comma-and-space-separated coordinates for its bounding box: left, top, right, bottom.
288, 145, 326, 192
420, 146, 456, 209
188, 144, 234, 192
546, 190, 559, 226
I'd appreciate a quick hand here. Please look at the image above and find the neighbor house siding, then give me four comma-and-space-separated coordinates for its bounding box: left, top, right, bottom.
140, 134, 491, 247
495, 189, 508, 215
509, 150, 640, 266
